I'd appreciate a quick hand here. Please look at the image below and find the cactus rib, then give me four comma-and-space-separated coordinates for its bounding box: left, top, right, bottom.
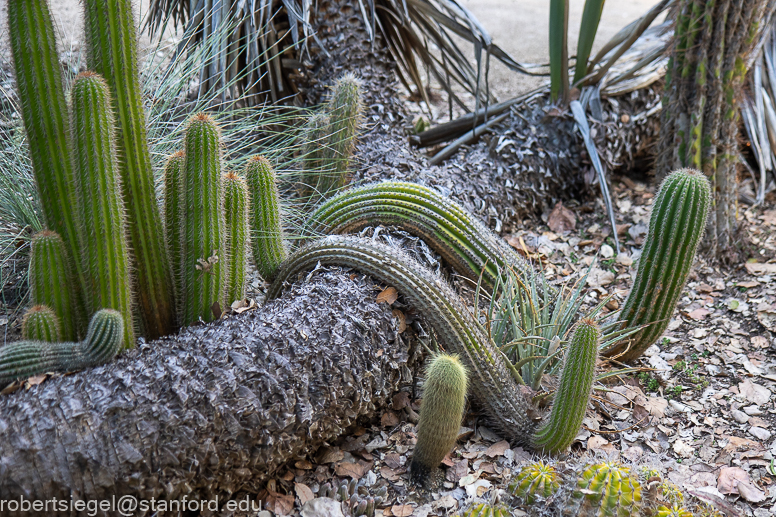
509, 461, 561, 503
223, 172, 250, 304
0, 310, 124, 387
29, 231, 77, 341
244, 156, 287, 280
21, 306, 62, 343
70, 72, 135, 349
565, 462, 642, 517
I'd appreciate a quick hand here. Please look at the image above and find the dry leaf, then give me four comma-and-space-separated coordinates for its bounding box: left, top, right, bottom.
686, 308, 710, 321
266, 491, 294, 515
380, 466, 400, 481
392, 391, 411, 410
319, 448, 344, 464
717, 467, 749, 495
334, 461, 368, 479
672, 439, 694, 458
547, 201, 576, 233
745, 262, 776, 275
390, 505, 414, 517
738, 379, 771, 405
384, 453, 402, 470
484, 440, 509, 457
757, 304, 776, 332
635, 395, 667, 417
737, 480, 767, 503
586, 267, 615, 287
295, 482, 314, 506
381, 411, 399, 427
376, 287, 398, 304
392, 309, 407, 332
26, 374, 47, 386
587, 435, 610, 451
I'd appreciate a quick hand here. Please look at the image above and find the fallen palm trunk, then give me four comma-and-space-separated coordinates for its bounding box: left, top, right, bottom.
0, 272, 416, 501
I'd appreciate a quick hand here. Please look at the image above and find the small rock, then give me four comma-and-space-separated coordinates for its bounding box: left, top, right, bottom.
731, 409, 750, 424
743, 405, 763, 416
600, 244, 614, 258
643, 344, 660, 357
301, 498, 345, 517
648, 355, 672, 381
605, 299, 619, 311
749, 426, 772, 441
615, 252, 633, 266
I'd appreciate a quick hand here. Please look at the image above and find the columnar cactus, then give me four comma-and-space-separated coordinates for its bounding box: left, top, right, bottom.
179, 113, 224, 325
244, 156, 287, 280
606, 169, 711, 361
163, 151, 185, 308
82, 0, 175, 339
509, 461, 561, 503
29, 231, 77, 341
223, 172, 250, 304
409, 354, 468, 484
533, 318, 600, 453
324, 73, 363, 184
21, 306, 62, 343
299, 112, 332, 200
564, 462, 642, 517
0, 309, 124, 387
70, 72, 135, 349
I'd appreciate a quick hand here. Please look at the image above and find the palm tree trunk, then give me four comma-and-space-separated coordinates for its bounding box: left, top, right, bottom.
0, 271, 419, 501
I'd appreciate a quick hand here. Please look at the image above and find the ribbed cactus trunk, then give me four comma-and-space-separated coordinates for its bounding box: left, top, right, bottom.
21, 306, 62, 343
29, 231, 77, 341
223, 172, 250, 304
82, 0, 175, 339
180, 114, 224, 325
163, 151, 186, 316
245, 156, 287, 281
70, 72, 136, 350
323, 73, 363, 188
9, 0, 87, 335
299, 112, 333, 200
657, 0, 776, 254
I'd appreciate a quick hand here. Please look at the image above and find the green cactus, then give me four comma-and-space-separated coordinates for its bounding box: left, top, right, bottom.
21, 306, 62, 343
223, 172, 250, 304
9, 0, 87, 333
29, 231, 77, 341
82, 0, 175, 339
179, 113, 224, 325
244, 156, 287, 281
564, 462, 642, 517
509, 461, 561, 503
606, 169, 711, 362
653, 504, 693, 517
70, 72, 135, 350
299, 112, 333, 200
533, 318, 600, 453
304, 181, 539, 293
409, 354, 468, 484
0, 309, 123, 387
323, 73, 363, 188
462, 503, 511, 517
163, 150, 185, 311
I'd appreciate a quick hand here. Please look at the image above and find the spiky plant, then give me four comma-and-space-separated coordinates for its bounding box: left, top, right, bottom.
244, 156, 287, 281
605, 169, 711, 361
462, 503, 511, 517
83, 0, 175, 339
179, 113, 224, 325
409, 354, 468, 484
299, 112, 333, 201
0, 309, 123, 387
321, 74, 363, 191
28, 231, 77, 341
223, 172, 250, 305
653, 504, 693, 517
21, 306, 61, 343
163, 151, 185, 309
70, 72, 135, 350
509, 461, 561, 504
564, 462, 642, 517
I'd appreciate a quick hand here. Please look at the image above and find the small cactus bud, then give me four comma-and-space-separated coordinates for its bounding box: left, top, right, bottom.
21, 306, 62, 343
509, 461, 561, 503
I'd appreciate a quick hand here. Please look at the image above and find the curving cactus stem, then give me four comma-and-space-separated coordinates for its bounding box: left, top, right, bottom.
244, 156, 287, 281
70, 71, 135, 350
533, 318, 599, 454
509, 461, 561, 504
564, 462, 642, 517
21, 306, 62, 343
29, 231, 77, 341
223, 172, 250, 305
163, 150, 185, 315
606, 168, 711, 362
409, 354, 468, 485
179, 113, 224, 325
0, 309, 124, 387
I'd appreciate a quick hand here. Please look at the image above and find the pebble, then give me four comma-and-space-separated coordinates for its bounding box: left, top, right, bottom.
743, 405, 763, 416
749, 426, 772, 441
301, 498, 345, 517
732, 409, 750, 424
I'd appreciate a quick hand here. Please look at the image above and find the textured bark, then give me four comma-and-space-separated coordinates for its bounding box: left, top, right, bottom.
0, 271, 419, 501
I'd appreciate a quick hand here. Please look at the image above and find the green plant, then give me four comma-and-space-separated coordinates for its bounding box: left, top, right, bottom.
223, 172, 250, 305
0, 309, 123, 387
299, 112, 333, 201
462, 503, 511, 517
21, 305, 61, 343
179, 113, 224, 325
638, 372, 659, 392
409, 353, 468, 484
83, 0, 175, 339
564, 462, 642, 517
509, 461, 561, 504
549, 0, 570, 103
28, 231, 77, 341
323, 74, 363, 186
245, 156, 287, 281
70, 72, 135, 350
606, 169, 711, 362
653, 505, 693, 517
573, 1, 606, 85
163, 151, 185, 309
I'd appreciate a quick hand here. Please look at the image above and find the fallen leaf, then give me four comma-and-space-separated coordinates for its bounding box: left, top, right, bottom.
392, 392, 411, 410
686, 308, 710, 321
672, 439, 694, 458
26, 374, 47, 386
737, 480, 767, 503
334, 461, 368, 479
266, 491, 294, 515
295, 460, 313, 470
380, 466, 400, 482
392, 309, 407, 332
745, 262, 776, 275
738, 379, 771, 405
635, 395, 667, 417
381, 411, 399, 427
587, 435, 610, 451
319, 448, 344, 464
295, 483, 314, 506
376, 287, 398, 304
484, 440, 510, 457
717, 467, 750, 495
548, 201, 576, 233
384, 453, 402, 470
757, 304, 776, 332
390, 504, 414, 517
586, 267, 615, 287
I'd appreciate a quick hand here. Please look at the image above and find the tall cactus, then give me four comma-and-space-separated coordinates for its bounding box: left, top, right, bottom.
299, 112, 333, 200
533, 318, 600, 453
223, 172, 250, 304
245, 156, 287, 280
29, 231, 77, 341
179, 113, 224, 325
8, 0, 87, 333
324, 73, 363, 186
21, 306, 62, 343
0, 309, 124, 387
82, 0, 175, 339
605, 169, 711, 361
70, 72, 135, 350
163, 151, 185, 313
409, 354, 468, 484
563, 463, 642, 517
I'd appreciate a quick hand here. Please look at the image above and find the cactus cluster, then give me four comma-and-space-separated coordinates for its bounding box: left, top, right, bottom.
317, 478, 387, 517
409, 354, 468, 484
564, 462, 642, 517
223, 172, 251, 304
509, 460, 560, 504
462, 504, 511, 517
245, 155, 287, 281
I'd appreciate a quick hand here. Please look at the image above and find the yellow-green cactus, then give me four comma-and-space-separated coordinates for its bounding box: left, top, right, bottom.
462, 503, 511, 517
564, 462, 642, 517
21, 305, 61, 343
509, 461, 561, 503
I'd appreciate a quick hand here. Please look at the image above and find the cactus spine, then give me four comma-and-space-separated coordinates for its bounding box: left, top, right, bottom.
0, 309, 123, 387
606, 169, 711, 361
82, 0, 175, 339
564, 463, 642, 517
245, 156, 287, 280
70, 72, 135, 349
180, 113, 224, 325
223, 172, 250, 304
409, 354, 468, 484
29, 231, 77, 341
163, 151, 185, 311
533, 318, 600, 453
509, 461, 561, 503
21, 306, 62, 343
323, 73, 363, 189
